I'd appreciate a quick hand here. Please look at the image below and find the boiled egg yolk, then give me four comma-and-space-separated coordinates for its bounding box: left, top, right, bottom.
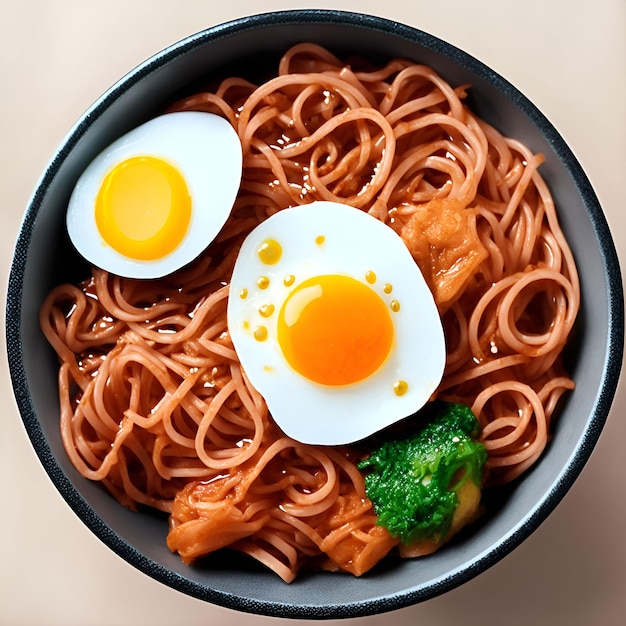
95, 155, 191, 261
277, 274, 394, 386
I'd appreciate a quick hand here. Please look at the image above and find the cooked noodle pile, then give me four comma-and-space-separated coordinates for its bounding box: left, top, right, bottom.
40, 44, 579, 582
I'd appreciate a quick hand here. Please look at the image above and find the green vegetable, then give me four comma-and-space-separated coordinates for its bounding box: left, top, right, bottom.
357, 402, 487, 545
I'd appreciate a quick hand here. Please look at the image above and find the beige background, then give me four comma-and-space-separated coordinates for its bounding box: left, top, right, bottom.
1, 1, 625, 624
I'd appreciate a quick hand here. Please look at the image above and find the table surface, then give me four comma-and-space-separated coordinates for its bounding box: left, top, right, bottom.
2, 1, 625, 625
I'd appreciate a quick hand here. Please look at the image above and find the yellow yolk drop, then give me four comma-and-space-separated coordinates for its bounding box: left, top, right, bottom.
277, 274, 394, 386
257, 239, 283, 265
95, 155, 191, 260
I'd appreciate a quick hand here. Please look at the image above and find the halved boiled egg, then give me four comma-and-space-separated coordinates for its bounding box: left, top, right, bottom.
227, 201, 446, 445
67, 111, 242, 278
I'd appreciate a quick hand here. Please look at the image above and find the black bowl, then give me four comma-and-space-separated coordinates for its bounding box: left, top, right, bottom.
5, 9, 623, 619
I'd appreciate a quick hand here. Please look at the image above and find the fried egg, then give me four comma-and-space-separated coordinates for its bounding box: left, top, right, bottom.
227, 201, 446, 445
67, 111, 242, 278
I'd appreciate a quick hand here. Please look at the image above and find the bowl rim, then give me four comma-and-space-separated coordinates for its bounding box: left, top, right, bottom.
5, 8, 624, 619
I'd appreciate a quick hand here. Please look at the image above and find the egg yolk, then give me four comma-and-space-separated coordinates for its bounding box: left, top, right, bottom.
95, 155, 191, 261
257, 239, 283, 265
277, 274, 394, 386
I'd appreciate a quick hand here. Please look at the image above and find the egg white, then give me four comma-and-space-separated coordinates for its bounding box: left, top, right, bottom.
66, 111, 242, 279
227, 201, 446, 446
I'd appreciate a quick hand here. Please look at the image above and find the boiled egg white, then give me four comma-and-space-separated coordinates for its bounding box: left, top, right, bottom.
66, 111, 242, 278
227, 201, 446, 446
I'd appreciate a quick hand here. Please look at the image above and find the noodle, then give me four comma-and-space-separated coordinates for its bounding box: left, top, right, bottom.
40, 43, 579, 581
